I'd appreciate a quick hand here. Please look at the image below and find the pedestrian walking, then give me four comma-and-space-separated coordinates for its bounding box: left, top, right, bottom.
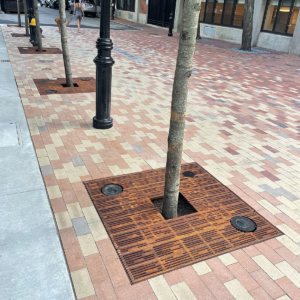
73, 0, 84, 33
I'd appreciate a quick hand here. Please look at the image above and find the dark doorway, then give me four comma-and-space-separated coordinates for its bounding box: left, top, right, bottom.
148, 0, 177, 27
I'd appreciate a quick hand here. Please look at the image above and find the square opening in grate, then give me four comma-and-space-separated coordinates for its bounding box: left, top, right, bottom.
62, 83, 79, 88
151, 193, 197, 219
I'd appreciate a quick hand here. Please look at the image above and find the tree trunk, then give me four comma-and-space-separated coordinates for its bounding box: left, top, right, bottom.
58, 0, 73, 87
33, 0, 43, 51
162, 0, 201, 220
240, 0, 254, 51
17, 0, 21, 27
196, 13, 201, 40
23, 0, 30, 36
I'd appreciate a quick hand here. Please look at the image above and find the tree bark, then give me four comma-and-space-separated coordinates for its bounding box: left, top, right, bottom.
162, 0, 201, 220
17, 0, 21, 27
33, 0, 42, 51
240, 0, 254, 51
23, 0, 30, 36
59, 0, 73, 87
196, 13, 201, 40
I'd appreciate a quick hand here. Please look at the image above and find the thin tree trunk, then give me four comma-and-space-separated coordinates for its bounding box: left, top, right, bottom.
33, 0, 42, 51
240, 0, 254, 51
17, 0, 21, 27
23, 0, 29, 36
196, 13, 201, 40
58, 0, 73, 87
162, 0, 201, 220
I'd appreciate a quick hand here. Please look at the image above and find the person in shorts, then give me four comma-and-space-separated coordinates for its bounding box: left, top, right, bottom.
73, 0, 84, 33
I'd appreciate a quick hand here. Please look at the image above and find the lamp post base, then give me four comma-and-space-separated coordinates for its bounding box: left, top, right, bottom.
93, 116, 113, 129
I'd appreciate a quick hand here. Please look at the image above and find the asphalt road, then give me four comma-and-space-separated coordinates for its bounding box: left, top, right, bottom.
0, 6, 138, 30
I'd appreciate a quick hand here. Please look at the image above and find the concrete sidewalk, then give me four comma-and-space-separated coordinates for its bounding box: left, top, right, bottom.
0, 27, 75, 300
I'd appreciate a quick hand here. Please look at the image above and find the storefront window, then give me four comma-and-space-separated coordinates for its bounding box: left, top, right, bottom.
116, 0, 135, 12
262, 0, 299, 35
287, 1, 300, 33
205, 0, 215, 23
200, 0, 244, 27
200, 0, 206, 21
223, 0, 234, 25
233, 0, 244, 26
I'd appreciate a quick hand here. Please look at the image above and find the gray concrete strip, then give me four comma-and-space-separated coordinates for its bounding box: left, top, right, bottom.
0, 29, 75, 299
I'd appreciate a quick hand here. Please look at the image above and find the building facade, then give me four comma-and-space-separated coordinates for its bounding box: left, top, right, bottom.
115, 0, 300, 55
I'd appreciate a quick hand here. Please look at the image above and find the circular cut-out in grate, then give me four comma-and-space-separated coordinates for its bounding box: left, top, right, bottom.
42, 68, 52, 70
46, 90, 57, 94
183, 171, 195, 178
42, 79, 49, 82
102, 184, 123, 196
230, 216, 257, 232
81, 78, 90, 81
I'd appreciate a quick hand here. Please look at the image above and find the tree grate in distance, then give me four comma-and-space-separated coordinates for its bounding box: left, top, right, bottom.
183, 171, 195, 178
46, 90, 57, 94
83, 162, 283, 284
81, 78, 90, 81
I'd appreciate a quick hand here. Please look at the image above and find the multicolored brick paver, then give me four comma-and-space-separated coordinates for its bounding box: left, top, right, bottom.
2, 18, 300, 299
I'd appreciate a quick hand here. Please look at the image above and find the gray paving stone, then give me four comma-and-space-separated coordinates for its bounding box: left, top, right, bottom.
262, 154, 279, 164
195, 116, 205, 121
36, 100, 44, 105
248, 110, 257, 115
38, 125, 48, 132
152, 108, 160, 113
288, 145, 300, 153
63, 99, 71, 103
72, 217, 91, 236
132, 145, 145, 153
276, 132, 291, 139
71, 156, 85, 167
276, 122, 288, 128
157, 104, 165, 108
259, 184, 282, 198
277, 188, 299, 201
40, 165, 54, 176
206, 115, 216, 119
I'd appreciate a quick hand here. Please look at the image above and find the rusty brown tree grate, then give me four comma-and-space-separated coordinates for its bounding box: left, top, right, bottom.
12, 33, 45, 38
33, 77, 96, 95
84, 163, 282, 284
18, 47, 62, 54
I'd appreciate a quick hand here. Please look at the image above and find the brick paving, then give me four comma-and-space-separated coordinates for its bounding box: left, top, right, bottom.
2, 19, 300, 300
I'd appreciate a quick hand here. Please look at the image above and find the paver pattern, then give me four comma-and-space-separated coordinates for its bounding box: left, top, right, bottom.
2, 18, 300, 300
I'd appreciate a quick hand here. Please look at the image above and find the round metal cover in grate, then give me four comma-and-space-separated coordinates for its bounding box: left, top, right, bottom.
42, 79, 49, 82
46, 90, 57, 94
42, 68, 52, 70
102, 184, 123, 196
230, 216, 257, 232
183, 171, 195, 178
81, 78, 90, 81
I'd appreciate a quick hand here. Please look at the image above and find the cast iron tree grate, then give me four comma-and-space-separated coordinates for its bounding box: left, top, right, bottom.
84, 163, 283, 284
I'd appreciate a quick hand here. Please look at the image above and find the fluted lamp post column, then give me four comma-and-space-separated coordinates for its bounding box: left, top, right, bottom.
93, 0, 114, 130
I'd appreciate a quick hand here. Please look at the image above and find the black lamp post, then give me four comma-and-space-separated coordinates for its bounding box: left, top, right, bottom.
111, 0, 115, 20
168, 0, 174, 37
93, 0, 114, 129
